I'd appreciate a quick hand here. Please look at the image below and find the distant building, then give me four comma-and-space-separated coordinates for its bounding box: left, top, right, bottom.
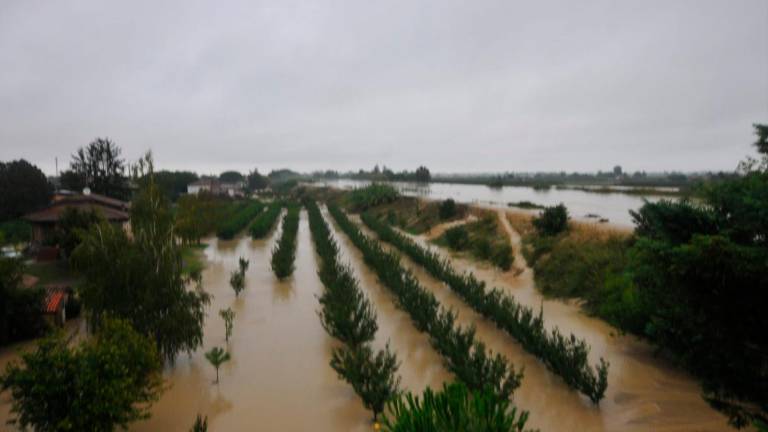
187, 178, 245, 197
24, 189, 130, 250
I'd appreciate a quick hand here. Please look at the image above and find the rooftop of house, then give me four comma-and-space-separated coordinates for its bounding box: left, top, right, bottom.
24, 191, 131, 224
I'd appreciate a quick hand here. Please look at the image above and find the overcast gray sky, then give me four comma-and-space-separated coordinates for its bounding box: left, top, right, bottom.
1, 0, 766, 176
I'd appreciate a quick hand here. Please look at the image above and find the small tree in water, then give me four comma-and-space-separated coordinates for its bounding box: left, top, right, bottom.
533, 204, 569, 236
190, 414, 208, 431
238, 257, 249, 274
330, 344, 400, 421
219, 308, 235, 342
229, 270, 245, 297
205, 347, 231, 384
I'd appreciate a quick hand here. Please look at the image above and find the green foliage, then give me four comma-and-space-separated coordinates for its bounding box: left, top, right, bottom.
149, 170, 198, 201
0, 159, 52, 222
205, 346, 231, 384
439, 199, 457, 220
216, 200, 264, 239
361, 212, 609, 403
175, 192, 225, 244
219, 170, 244, 183
54, 206, 102, 257
753, 123, 768, 155
348, 183, 400, 211
271, 204, 300, 280
250, 202, 283, 239
0, 317, 163, 431
329, 205, 524, 401
72, 171, 211, 362
70, 138, 129, 200
1, 257, 47, 345
306, 200, 378, 347
445, 226, 470, 250
437, 217, 513, 271
507, 201, 545, 210
229, 269, 245, 297
190, 415, 208, 432
220, 308, 235, 342
246, 168, 270, 191
306, 199, 399, 420
532, 204, 569, 236
0, 220, 31, 245
330, 344, 400, 420
415, 166, 431, 183
381, 382, 533, 432
238, 257, 249, 273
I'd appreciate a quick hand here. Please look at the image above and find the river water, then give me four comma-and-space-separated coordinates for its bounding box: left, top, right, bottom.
0, 208, 732, 431
318, 179, 671, 227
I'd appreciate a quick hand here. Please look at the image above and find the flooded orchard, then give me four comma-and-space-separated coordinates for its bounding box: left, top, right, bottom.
0, 206, 733, 431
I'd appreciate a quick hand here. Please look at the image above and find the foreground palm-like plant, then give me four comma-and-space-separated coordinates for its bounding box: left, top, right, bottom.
205, 347, 231, 384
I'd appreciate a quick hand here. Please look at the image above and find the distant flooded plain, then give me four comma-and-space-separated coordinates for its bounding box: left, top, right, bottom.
319, 179, 669, 227
0, 208, 731, 431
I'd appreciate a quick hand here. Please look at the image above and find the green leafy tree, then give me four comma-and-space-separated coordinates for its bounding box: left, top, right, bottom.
0, 159, 52, 222
219, 170, 244, 183
72, 157, 211, 362
0, 317, 163, 431
414, 166, 431, 183
380, 382, 532, 432
205, 347, 231, 384
246, 168, 270, 191
220, 308, 235, 342
238, 257, 249, 273
439, 199, 457, 220
176, 192, 222, 244
70, 137, 128, 199
330, 344, 400, 421
54, 207, 102, 257
151, 170, 199, 201
0, 257, 24, 345
532, 204, 569, 236
59, 169, 86, 192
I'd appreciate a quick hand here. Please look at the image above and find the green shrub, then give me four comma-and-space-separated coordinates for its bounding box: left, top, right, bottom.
216, 200, 263, 239
0, 220, 31, 245
271, 204, 300, 279
330, 344, 400, 421
361, 212, 608, 404
381, 382, 532, 432
532, 204, 569, 236
329, 205, 524, 402
444, 226, 469, 250
348, 183, 399, 211
439, 199, 457, 220
250, 202, 283, 239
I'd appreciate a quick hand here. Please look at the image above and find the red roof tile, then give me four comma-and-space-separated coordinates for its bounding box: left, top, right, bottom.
43, 288, 67, 314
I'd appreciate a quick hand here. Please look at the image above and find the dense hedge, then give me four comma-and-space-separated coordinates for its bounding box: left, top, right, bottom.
305, 199, 399, 420
328, 204, 524, 402
361, 211, 609, 404
249, 202, 283, 239
215, 201, 264, 239
271, 204, 300, 279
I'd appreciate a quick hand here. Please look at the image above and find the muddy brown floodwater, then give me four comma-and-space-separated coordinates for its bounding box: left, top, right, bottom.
0, 207, 736, 431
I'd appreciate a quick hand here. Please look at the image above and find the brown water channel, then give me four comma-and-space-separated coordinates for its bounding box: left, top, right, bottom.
0, 207, 734, 431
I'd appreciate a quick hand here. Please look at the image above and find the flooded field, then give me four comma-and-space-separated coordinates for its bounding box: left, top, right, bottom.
0, 208, 732, 431
318, 179, 669, 227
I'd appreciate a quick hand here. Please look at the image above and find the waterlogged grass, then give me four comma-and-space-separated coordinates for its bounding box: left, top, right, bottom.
361, 211, 609, 404
216, 200, 264, 239
328, 203, 525, 403
271, 204, 300, 279
180, 244, 207, 277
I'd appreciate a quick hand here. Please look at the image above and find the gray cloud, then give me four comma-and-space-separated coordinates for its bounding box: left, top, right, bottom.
1, 0, 766, 175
